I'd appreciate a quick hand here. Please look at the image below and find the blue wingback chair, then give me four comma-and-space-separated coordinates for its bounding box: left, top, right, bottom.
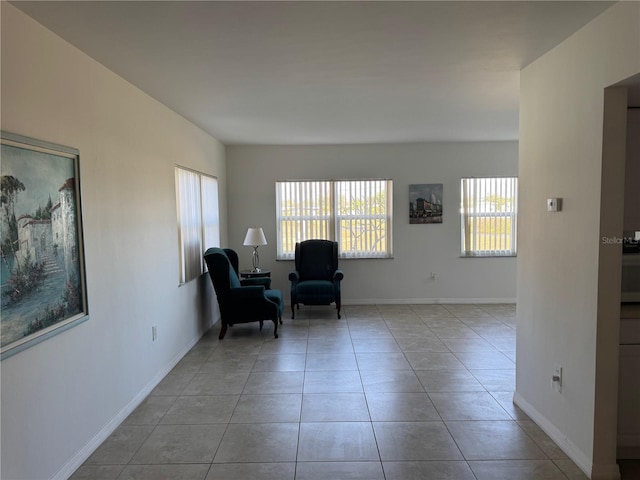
289, 240, 344, 319
204, 247, 283, 339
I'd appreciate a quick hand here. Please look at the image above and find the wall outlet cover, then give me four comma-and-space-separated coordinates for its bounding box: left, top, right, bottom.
552, 364, 563, 393
547, 198, 562, 212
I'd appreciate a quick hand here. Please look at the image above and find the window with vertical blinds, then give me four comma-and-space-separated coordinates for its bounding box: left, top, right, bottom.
175, 167, 220, 284
276, 179, 393, 260
461, 177, 518, 257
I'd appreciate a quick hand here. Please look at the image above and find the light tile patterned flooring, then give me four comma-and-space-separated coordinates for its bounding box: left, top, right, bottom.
71, 304, 593, 480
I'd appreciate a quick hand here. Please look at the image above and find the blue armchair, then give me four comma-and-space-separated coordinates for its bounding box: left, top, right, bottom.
289, 240, 344, 319
204, 247, 283, 339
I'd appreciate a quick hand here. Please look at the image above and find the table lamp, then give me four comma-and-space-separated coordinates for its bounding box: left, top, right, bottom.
243, 227, 267, 272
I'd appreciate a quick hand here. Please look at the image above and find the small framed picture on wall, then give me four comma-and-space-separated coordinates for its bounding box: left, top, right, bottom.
409, 183, 443, 224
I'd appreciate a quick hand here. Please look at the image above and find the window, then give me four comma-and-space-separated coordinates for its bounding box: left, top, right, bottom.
276, 179, 392, 259
461, 177, 517, 257
175, 166, 219, 284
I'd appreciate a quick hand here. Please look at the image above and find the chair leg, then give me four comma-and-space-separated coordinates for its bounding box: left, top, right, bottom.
259, 320, 264, 331
218, 323, 228, 340
273, 319, 279, 338
336, 301, 341, 319
291, 304, 295, 319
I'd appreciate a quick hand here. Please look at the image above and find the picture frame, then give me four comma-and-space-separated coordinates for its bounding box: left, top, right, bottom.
1, 131, 88, 360
409, 183, 443, 224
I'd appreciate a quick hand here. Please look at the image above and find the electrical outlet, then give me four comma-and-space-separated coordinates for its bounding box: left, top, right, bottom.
547, 198, 562, 212
552, 364, 562, 393
152, 325, 158, 342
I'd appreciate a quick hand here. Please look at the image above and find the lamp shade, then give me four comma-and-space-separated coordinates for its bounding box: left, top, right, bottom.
243, 227, 267, 247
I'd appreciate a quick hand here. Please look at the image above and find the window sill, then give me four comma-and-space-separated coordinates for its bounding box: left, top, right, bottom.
459, 254, 517, 258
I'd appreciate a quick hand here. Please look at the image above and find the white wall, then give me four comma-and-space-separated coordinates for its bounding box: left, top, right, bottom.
516, 3, 640, 479
226, 142, 517, 304
0, 5, 226, 479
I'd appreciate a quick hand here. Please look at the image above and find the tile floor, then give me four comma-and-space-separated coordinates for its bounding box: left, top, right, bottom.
71, 303, 596, 480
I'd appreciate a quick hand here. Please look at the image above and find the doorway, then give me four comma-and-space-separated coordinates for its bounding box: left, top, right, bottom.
615, 77, 640, 478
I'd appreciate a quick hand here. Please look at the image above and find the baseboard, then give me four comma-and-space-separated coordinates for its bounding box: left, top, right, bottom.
513, 391, 621, 480
341, 297, 516, 305
283, 298, 516, 307
51, 331, 205, 480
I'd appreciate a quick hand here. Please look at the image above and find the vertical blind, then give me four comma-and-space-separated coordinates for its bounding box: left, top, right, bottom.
276, 179, 392, 259
200, 175, 220, 254
461, 177, 518, 257
276, 180, 332, 257
335, 180, 391, 258
175, 167, 219, 284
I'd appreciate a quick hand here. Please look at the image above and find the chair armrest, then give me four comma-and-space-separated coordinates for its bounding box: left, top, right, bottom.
289, 271, 300, 283
241, 277, 272, 289
227, 286, 266, 301
333, 269, 344, 282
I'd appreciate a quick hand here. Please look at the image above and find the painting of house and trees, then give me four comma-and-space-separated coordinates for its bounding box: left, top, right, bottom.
1, 132, 87, 359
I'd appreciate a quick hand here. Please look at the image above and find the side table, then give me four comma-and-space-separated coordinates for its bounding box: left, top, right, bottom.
239, 270, 271, 279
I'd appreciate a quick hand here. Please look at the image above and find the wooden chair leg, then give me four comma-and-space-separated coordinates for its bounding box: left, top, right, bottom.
273, 319, 279, 338
218, 323, 228, 340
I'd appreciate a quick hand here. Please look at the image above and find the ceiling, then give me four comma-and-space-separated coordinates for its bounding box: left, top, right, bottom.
13, 1, 615, 145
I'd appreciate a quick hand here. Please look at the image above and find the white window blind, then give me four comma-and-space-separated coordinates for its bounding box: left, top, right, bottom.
276, 180, 332, 257
200, 175, 220, 252
276, 179, 392, 260
461, 177, 517, 257
336, 180, 391, 258
175, 167, 219, 284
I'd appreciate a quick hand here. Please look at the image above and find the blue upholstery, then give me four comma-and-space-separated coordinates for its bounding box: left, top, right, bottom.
289, 240, 343, 319
224, 248, 272, 289
229, 266, 241, 289
204, 247, 283, 339
265, 290, 282, 306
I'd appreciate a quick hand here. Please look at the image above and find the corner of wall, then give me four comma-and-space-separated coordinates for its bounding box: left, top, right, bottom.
514, 391, 623, 480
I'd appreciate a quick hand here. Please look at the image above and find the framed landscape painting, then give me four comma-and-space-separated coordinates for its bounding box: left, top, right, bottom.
1, 131, 88, 360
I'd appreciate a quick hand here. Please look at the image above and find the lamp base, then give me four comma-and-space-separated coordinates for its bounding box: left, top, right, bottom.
251, 247, 261, 272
